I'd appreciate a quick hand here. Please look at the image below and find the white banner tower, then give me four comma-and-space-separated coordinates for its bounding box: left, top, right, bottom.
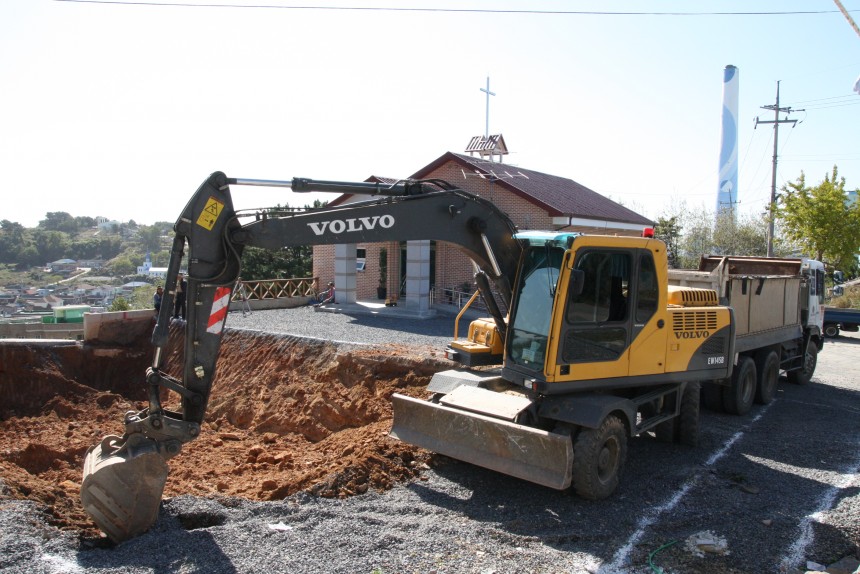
717, 65, 739, 219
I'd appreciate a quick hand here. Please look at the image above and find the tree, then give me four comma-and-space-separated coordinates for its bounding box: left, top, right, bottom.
33, 230, 70, 264
136, 225, 164, 253
653, 216, 682, 268
75, 216, 96, 229
109, 296, 130, 312
96, 236, 123, 260
776, 166, 860, 269
711, 211, 768, 257
39, 212, 79, 234
678, 210, 713, 268
0, 220, 26, 262
239, 245, 312, 280
108, 256, 136, 276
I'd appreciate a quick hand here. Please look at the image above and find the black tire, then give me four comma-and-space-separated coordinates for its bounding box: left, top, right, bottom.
824, 324, 840, 338
788, 341, 818, 385
677, 381, 700, 446
723, 355, 756, 415
572, 415, 627, 500
754, 350, 780, 405
654, 417, 676, 443
701, 382, 724, 412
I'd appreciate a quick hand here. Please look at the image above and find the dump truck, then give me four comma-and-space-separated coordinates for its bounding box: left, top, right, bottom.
667, 255, 825, 413
80, 172, 819, 543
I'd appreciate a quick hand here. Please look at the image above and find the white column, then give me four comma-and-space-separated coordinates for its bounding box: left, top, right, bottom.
405, 240, 432, 316
334, 244, 357, 304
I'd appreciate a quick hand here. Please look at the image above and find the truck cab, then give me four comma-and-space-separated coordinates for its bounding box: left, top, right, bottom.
801, 259, 825, 334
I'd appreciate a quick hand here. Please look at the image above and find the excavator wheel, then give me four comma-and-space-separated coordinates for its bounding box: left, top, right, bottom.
571, 415, 627, 500
676, 381, 700, 447
81, 435, 169, 543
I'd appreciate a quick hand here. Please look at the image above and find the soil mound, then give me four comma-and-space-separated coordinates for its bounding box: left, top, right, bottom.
0, 326, 447, 540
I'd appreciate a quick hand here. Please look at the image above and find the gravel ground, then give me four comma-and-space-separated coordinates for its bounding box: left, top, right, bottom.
2, 307, 859, 574
226, 304, 477, 349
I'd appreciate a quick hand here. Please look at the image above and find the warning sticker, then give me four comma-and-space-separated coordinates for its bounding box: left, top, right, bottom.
196, 196, 224, 230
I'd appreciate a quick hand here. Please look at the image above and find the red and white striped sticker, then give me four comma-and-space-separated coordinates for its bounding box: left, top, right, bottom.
206, 286, 232, 334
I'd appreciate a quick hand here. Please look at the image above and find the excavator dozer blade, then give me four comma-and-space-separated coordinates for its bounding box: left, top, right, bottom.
81, 436, 169, 544
390, 394, 573, 490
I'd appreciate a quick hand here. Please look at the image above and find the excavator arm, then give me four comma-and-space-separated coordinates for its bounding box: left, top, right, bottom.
81, 171, 521, 542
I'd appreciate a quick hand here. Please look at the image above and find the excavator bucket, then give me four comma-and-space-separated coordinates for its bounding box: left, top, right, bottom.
81, 435, 169, 543
390, 394, 573, 490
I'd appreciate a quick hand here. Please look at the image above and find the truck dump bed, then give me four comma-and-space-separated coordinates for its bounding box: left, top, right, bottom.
668, 256, 803, 353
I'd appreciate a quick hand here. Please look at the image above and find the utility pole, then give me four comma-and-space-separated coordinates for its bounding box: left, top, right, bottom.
754, 81, 801, 257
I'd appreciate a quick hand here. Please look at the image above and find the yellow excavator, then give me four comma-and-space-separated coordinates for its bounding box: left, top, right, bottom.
82, 171, 740, 542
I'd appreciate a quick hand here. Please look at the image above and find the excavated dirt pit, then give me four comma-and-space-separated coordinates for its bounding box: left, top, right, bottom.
0, 324, 447, 542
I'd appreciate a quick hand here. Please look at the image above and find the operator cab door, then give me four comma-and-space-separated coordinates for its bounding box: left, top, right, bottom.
550, 246, 666, 383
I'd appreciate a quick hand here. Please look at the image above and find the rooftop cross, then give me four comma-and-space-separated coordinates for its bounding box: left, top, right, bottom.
479, 76, 496, 138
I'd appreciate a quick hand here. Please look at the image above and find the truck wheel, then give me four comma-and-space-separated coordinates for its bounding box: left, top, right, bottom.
754, 350, 779, 405
572, 415, 627, 500
723, 356, 756, 415
788, 342, 818, 385
677, 381, 700, 447
824, 324, 840, 338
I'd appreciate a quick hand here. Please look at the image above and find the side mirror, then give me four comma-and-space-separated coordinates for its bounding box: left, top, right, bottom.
570, 269, 585, 296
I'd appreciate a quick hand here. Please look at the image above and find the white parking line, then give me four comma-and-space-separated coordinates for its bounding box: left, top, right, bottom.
598, 404, 773, 574
779, 453, 860, 571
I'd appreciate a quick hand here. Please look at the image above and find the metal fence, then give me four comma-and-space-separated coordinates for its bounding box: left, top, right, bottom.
430, 286, 508, 316
231, 277, 318, 302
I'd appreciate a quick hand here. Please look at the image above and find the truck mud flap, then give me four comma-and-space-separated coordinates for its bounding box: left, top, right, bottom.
81, 435, 169, 544
390, 394, 573, 490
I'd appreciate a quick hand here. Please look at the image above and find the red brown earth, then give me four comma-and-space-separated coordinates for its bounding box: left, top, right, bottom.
0, 324, 447, 541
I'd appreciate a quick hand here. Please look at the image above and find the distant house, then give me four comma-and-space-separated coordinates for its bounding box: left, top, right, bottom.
48, 259, 77, 275
97, 219, 121, 233
77, 259, 105, 270
312, 139, 653, 314
121, 281, 150, 294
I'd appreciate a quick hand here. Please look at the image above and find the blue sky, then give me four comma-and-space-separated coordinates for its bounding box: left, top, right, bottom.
1, 0, 858, 228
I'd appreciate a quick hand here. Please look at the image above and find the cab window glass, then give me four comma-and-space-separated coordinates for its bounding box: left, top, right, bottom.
561, 250, 630, 363
636, 252, 658, 323
567, 251, 630, 324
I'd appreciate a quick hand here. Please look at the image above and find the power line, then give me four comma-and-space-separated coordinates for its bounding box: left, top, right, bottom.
785, 93, 858, 105
801, 101, 860, 110
51, 0, 860, 16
